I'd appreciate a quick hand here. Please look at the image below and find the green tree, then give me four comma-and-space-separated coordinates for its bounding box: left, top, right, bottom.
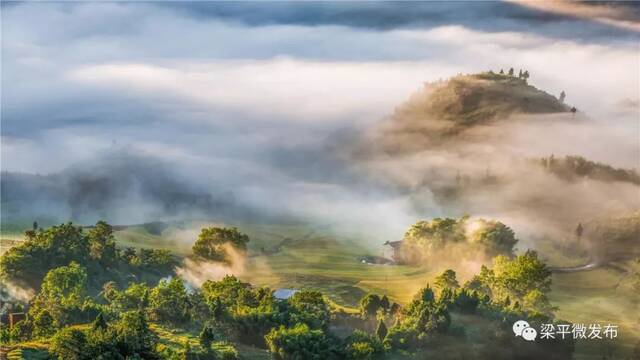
39, 262, 87, 307
451, 289, 480, 314
149, 277, 190, 325
265, 323, 336, 360
0, 222, 89, 288
50, 327, 87, 360
114, 310, 158, 357
415, 285, 435, 303
469, 220, 518, 256
380, 295, 390, 312
192, 227, 249, 263
92, 312, 108, 331
523, 289, 556, 317
492, 250, 552, 299
401, 217, 467, 262
289, 290, 330, 329
359, 294, 382, 319
32, 308, 56, 338
30, 262, 89, 326
87, 221, 117, 265
199, 325, 215, 350
434, 269, 460, 290
344, 330, 384, 360
202, 275, 254, 309
376, 320, 388, 340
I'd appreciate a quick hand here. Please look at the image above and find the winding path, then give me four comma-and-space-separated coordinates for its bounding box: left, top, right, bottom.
549, 261, 600, 273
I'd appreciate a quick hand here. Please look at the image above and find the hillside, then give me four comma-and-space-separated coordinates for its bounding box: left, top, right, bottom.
378, 72, 570, 151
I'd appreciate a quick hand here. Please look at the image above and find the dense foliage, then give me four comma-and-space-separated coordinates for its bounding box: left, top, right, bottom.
192, 227, 249, 263
0, 222, 177, 291
397, 216, 518, 264
1, 221, 575, 359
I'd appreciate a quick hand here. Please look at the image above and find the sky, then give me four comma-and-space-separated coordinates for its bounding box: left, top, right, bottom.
1, 1, 639, 237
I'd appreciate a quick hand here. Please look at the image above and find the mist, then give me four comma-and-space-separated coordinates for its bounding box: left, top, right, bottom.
1, 1, 638, 252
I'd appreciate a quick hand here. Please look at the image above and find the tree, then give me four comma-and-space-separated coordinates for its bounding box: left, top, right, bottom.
434, 269, 460, 290
523, 70, 530, 80
518, 69, 523, 78
50, 327, 87, 360
135, 248, 174, 270
380, 295, 390, 312
574, 223, 584, 243
499, 69, 504, 74
202, 275, 255, 309
488, 251, 552, 302
32, 308, 56, 338
192, 227, 250, 263
508, 68, 514, 76
265, 323, 335, 360
39, 262, 87, 308
415, 285, 435, 303
559, 91, 566, 103
114, 310, 158, 357
33, 221, 38, 231
344, 330, 384, 360
92, 312, 108, 331
289, 290, 331, 329
359, 294, 382, 319
32, 262, 89, 326
199, 325, 215, 350
87, 221, 117, 265
523, 289, 555, 317
0, 222, 89, 288
401, 217, 467, 262
376, 320, 388, 340
468, 220, 518, 256
451, 289, 480, 314
149, 277, 190, 325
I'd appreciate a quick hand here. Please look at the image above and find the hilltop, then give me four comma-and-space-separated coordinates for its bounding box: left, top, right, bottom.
378, 71, 570, 151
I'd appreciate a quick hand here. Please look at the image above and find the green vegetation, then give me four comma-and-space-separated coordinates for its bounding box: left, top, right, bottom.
0, 222, 177, 291
193, 227, 250, 263
397, 216, 517, 265
1, 223, 570, 359
2, 219, 638, 359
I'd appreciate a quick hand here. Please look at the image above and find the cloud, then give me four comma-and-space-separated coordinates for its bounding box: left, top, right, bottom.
1, 1, 638, 247
159, 1, 640, 41
509, 0, 640, 33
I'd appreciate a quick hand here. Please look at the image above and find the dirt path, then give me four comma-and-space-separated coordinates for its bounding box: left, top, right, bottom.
550, 261, 600, 273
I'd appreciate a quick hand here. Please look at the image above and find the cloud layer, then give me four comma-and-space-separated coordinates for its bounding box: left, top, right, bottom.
1, 2, 638, 243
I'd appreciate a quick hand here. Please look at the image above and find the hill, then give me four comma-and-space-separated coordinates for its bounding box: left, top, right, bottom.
378, 71, 570, 151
